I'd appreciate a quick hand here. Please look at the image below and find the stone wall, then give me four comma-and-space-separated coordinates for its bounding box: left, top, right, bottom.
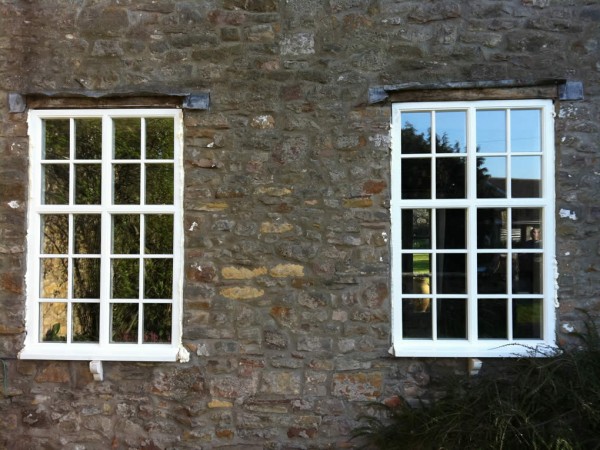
1, 0, 599, 448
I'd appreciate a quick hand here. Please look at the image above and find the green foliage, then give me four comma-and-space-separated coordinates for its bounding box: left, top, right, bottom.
353, 318, 600, 450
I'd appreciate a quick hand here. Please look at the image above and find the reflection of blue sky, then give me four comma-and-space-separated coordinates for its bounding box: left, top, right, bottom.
436, 111, 466, 153
511, 110, 541, 152
476, 110, 506, 153
402, 112, 430, 138
512, 156, 541, 179
480, 156, 506, 178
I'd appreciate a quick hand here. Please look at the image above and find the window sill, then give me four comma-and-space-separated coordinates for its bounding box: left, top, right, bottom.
18, 343, 188, 362
390, 339, 558, 358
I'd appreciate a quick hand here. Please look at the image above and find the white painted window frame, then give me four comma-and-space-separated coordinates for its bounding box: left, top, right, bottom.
390, 99, 557, 358
21, 109, 186, 362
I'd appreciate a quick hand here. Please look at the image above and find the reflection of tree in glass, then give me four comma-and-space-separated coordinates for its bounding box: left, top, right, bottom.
111, 303, 138, 342
144, 303, 172, 343
146, 118, 174, 159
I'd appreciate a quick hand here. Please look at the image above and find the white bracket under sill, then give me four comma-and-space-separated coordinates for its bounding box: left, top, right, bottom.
468, 358, 483, 376
89, 360, 103, 381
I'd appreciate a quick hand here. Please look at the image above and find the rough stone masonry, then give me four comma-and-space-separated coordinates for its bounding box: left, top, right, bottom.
1, 0, 599, 448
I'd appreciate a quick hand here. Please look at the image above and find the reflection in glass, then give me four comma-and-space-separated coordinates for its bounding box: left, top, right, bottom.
401, 112, 431, 154
113, 215, 140, 254
145, 215, 173, 254
512, 156, 541, 198
114, 118, 141, 159
477, 253, 507, 294
146, 164, 174, 205
75, 164, 101, 204
436, 253, 466, 294
402, 158, 431, 199
40, 258, 68, 298
72, 303, 100, 342
402, 298, 431, 338
401, 209, 431, 249
511, 110, 541, 153
436, 157, 466, 198
514, 253, 542, 294
43, 164, 70, 205
477, 157, 506, 198
513, 298, 542, 339
41, 214, 68, 254
112, 259, 139, 299
40, 302, 67, 342
113, 164, 140, 204
436, 209, 466, 249
143, 303, 172, 343
73, 258, 100, 298
436, 111, 466, 153
477, 208, 507, 249
111, 303, 139, 342
437, 298, 466, 339
478, 298, 507, 339
511, 209, 542, 248
476, 110, 506, 153
74, 214, 101, 254
43, 120, 70, 160
75, 119, 102, 160
144, 259, 173, 299
402, 255, 431, 294
146, 118, 174, 159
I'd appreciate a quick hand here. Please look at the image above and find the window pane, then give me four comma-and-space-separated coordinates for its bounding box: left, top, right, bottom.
477, 253, 507, 294
113, 164, 140, 204
43, 164, 70, 205
112, 215, 140, 254
402, 254, 431, 293
512, 156, 541, 198
75, 164, 101, 205
401, 209, 431, 249
40, 258, 68, 298
478, 298, 507, 339
436, 253, 466, 294
476, 110, 506, 153
511, 209, 542, 248
477, 208, 508, 249
513, 298, 542, 339
114, 118, 141, 159
511, 110, 541, 153
111, 259, 139, 299
43, 119, 70, 160
436, 111, 466, 153
514, 253, 543, 294
73, 258, 100, 298
72, 303, 100, 342
144, 259, 173, 299
111, 303, 139, 343
477, 157, 506, 198
146, 118, 174, 159
146, 164, 174, 205
436, 209, 466, 249
75, 119, 102, 160
402, 298, 431, 338
437, 298, 466, 339
436, 157, 466, 199
41, 214, 68, 254
40, 302, 67, 342
74, 214, 101, 254
143, 303, 172, 343
145, 214, 173, 254
401, 112, 431, 154
402, 158, 431, 199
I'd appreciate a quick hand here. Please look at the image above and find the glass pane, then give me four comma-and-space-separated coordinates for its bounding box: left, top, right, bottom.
512, 209, 542, 248
41, 214, 68, 254
146, 164, 173, 205
436, 209, 466, 249
75, 164, 101, 204
114, 118, 141, 159
144, 259, 173, 299
477, 253, 507, 294
437, 254, 466, 294
436, 157, 466, 198
402, 158, 431, 199
476, 110, 506, 153
146, 118, 174, 159
401, 209, 431, 249
477, 157, 506, 198
72, 303, 100, 342
511, 110, 541, 153
402, 298, 431, 338
143, 303, 172, 343
40, 258, 68, 298
113, 215, 140, 254
514, 253, 543, 294
477, 208, 508, 249
145, 215, 173, 254
111, 303, 139, 343
436, 111, 466, 153
513, 298, 542, 339
401, 112, 431, 154
43, 164, 69, 205
74, 214, 101, 254
40, 302, 67, 342
43, 120, 70, 160
75, 118, 102, 160
111, 259, 139, 299
437, 298, 466, 339
73, 258, 100, 298
113, 164, 140, 204
402, 254, 431, 294
478, 298, 507, 339
512, 156, 541, 198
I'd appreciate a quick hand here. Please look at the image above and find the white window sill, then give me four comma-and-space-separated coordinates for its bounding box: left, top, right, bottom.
390, 339, 558, 358
19, 343, 188, 362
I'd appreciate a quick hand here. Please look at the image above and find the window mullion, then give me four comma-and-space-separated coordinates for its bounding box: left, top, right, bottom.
99, 114, 113, 346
